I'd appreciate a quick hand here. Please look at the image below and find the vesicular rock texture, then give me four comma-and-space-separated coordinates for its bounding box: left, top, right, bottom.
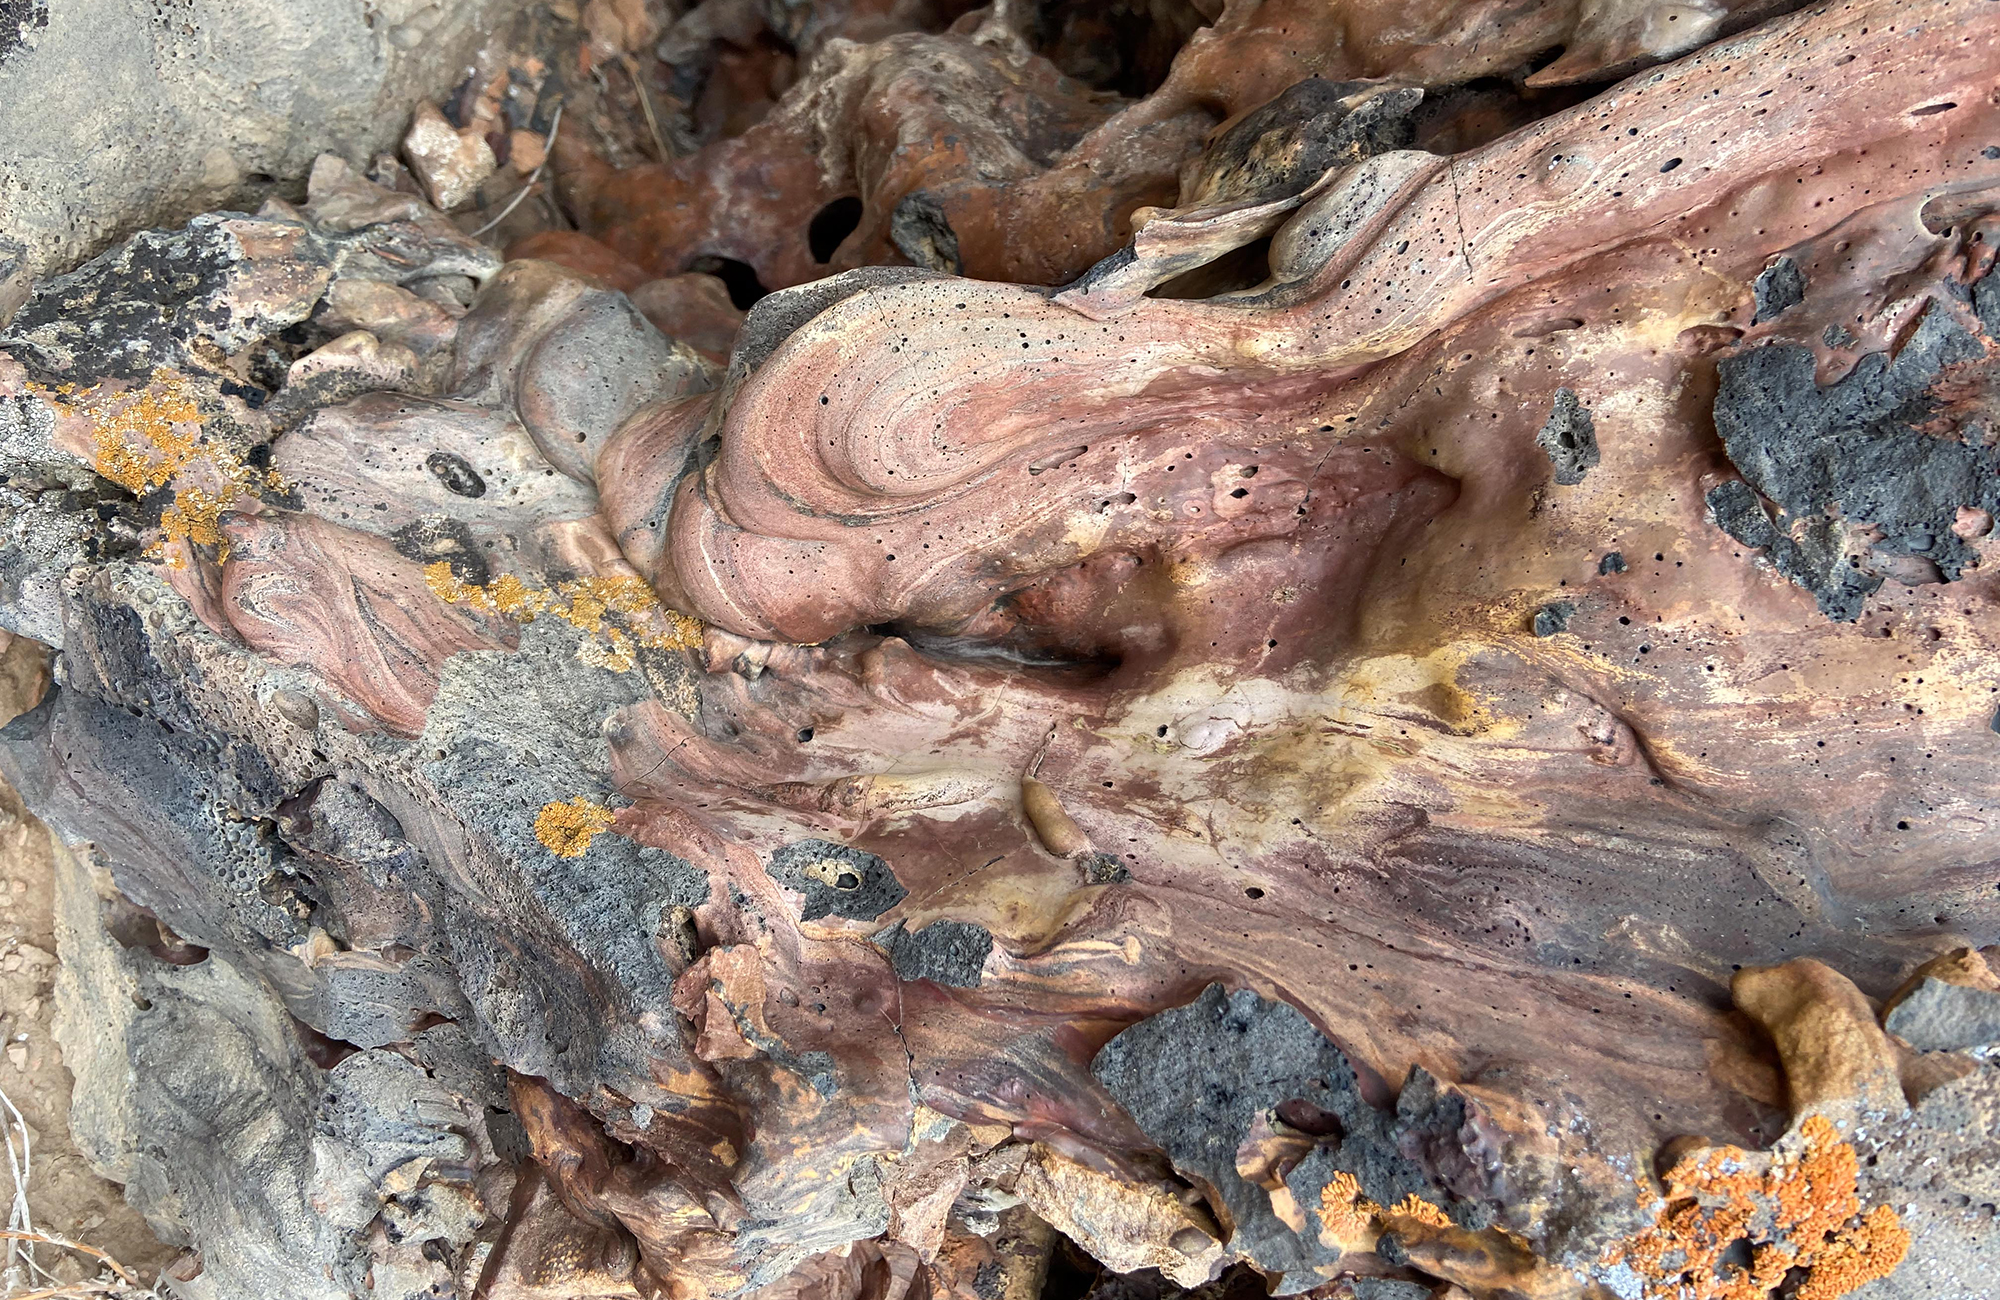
4, 1, 2000, 1297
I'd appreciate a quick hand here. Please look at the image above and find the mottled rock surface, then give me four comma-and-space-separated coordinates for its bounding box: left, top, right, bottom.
4, 2, 2000, 1299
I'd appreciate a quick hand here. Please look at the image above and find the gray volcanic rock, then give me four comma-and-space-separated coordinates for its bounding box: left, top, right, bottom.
0, 0, 532, 283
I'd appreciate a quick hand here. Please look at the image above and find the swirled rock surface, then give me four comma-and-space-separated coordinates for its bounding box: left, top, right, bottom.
4, 2, 2000, 1298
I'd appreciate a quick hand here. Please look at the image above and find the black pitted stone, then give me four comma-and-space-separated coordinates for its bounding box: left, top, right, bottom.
1094, 984, 1358, 1281
890, 191, 963, 276
874, 918, 992, 987
1752, 254, 1806, 324
1348, 1281, 1432, 1300
424, 451, 486, 498
767, 838, 906, 921
1536, 388, 1599, 485
1710, 295, 2000, 620
1532, 601, 1575, 637
1093, 984, 1472, 1289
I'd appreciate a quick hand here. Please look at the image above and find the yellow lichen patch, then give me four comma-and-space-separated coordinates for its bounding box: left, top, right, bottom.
534, 798, 617, 858
1611, 1115, 1910, 1300
426, 563, 703, 672
1386, 1194, 1453, 1230
38, 368, 273, 558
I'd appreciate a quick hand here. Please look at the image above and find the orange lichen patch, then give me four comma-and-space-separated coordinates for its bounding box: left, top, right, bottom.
1317, 1171, 1380, 1239
1611, 1115, 1910, 1300
425, 563, 703, 672
1795, 1205, 1909, 1300
1317, 1172, 1458, 1239
38, 368, 272, 558
1386, 1194, 1454, 1230
534, 798, 617, 858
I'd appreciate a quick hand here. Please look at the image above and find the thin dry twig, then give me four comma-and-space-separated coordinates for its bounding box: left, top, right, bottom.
621, 52, 669, 162
0, 1081, 59, 1295
0, 1229, 162, 1300
0, 1231, 145, 1290
469, 103, 566, 240
9, 1272, 131, 1296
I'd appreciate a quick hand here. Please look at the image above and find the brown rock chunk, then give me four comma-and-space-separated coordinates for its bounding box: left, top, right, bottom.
1879, 947, 2000, 1054
1732, 959, 1906, 1117
0, 630, 50, 727
1882, 945, 2000, 1012
628, 273, 744, 364
509, 128, 548, 176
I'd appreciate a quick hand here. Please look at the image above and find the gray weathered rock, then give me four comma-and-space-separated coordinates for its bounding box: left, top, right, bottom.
0, 0, 532, 281
1885, 977, 2000, 1052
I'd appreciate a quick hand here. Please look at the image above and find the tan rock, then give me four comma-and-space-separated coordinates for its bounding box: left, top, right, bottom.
1012, 1144, 1225, 1287
1732, 959, 1906, 1118
401, 102, 496, 212
510, 129, 548, 175
0, 630, 50, 728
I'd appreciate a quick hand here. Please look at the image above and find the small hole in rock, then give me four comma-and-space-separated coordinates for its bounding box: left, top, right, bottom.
808, 196, 864, 263
691, 256, 769, 308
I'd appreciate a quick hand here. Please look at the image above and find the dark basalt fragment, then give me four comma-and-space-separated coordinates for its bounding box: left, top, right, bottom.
1710, 295, 2000, 618
1182, 78, 1423, 208
1093, 984, 1473, 1289
873, 919, 993, 987
1706, 479, 1884, 621
1752, 254, 1806, 323
1094, 985, 1360, 1282
1348, 1280, 1431, 1300
0, 2, 48, 64
767, 838, 907, 921
2, 215, 328, 381
1531, 601, 1575, 637
1535, 388, 1598, 485
392, 516, 489, 584
1598, 551, 1626, 575
890, 191, 963, 276
424, 450, 486, 498
1081, 851, 1131, 884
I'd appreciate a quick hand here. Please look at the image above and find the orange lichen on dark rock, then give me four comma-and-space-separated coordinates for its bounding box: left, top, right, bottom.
1313, 1175, 1453, 1245
1385, 1195, 1453, 1231
1614, 1116, 1909, 1300
1316, 1172, 1380, 1247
